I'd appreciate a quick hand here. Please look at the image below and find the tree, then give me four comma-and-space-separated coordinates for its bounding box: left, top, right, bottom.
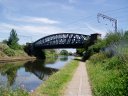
2, 39, 8, 44
60, 50, 68, 56
124, 31, 128, 39
7, 29, 19, 49
76, 48, 85, 56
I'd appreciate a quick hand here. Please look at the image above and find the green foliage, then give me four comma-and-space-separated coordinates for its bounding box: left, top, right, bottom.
7, 29, 20, 50
3, 47, 15, 56
0, 87, 28, 96
45, 49, 58, 57
88, 39, 106, 54
82, 39, 107, 61
89, 53, 107, 64
14, 50, 28, 57
82, 30, 128, 61
124, 30, 128, 39
0, 51, 7, 57
76, 48, 85, 56
87, 52, 128, 96
68, 52, 73, 56
86, 30, 128, 96
103, 56, 125, 70
0, 43, 9, 51
105, 31, 124, 45
60, 50, 68, 56
2, 39, 8, 44
0, 43, 28, 57
33, 60, 79, 96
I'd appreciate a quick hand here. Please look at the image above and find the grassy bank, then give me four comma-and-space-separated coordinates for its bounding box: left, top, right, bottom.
31, 59, 79, 96
79, 30, 128, 96
86, 53, 128, 96
0, 43, 57, 61
0, 43, 29, 58
0, 87, 28, 96
45, 49, 58, 58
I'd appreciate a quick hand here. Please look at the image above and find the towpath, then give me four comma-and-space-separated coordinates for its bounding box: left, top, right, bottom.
64, 61, 92, 96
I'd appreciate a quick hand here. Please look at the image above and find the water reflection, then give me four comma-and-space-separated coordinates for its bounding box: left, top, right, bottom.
59, 56, 68, 61
0, 56, 73, 91
0, 62, 24, 86
24, 60, 58, 80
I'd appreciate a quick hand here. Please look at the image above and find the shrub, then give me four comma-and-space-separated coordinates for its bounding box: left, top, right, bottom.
103, 56, 125, 70
87, 30, 128, 96
0, 87, 28, 96
88, 39, 106, 54
89, 53, 107, 64
0, 51, 7, 57
87, 56, 128, 96
60, 50, 69, 56
0, 43, 9, 51
14, 50, 28, 57
3, 48, 15, 56
105, 31, 124, 45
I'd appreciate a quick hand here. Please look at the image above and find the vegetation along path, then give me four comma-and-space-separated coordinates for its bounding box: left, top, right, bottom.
64, 61, 92, 96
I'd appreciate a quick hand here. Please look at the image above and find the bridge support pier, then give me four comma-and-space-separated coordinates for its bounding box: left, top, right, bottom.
33, 48, 46, 59
24, 43, 46, 59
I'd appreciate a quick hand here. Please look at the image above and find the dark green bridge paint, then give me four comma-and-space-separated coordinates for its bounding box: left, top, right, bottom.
24, 33, 101, 59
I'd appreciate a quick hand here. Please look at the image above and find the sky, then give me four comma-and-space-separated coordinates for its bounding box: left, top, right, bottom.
0, 0, 128, 52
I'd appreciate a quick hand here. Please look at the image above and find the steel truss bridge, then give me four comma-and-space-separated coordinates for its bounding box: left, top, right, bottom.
33, 33, 89, 49
25, 33, 100, 59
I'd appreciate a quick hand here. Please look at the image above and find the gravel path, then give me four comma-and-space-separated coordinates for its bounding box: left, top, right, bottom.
64, 61, 92, 96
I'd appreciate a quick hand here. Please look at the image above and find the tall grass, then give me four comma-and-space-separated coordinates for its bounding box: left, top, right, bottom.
0, 85, 28, 96
86, 30, 128, 96
31, 59, 79, 96
87, 53, 128, 96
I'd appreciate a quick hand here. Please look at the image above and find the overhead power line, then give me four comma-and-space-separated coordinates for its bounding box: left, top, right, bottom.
65, 6, 128, 27
97, 13, 117, 32
102, 6, 128, 13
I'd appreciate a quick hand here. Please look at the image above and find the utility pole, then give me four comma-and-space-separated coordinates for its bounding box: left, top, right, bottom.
97, 13, 117, 32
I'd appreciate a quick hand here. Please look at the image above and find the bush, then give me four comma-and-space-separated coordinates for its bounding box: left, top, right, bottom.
82, 39, 107, 61
45, 49, 58, 57
89, 53, 107, 64
0, 51, 7, 57
87, 54, 128, 96
0, 87, 28, 96
87, 56, 128, 96
105, 31, 124, 45
88, 39, 106, 54
14, 50, 28, 57
60, 50, 68, 56
86, 30, 128, 96
103, 56, 125, 70
0, 43, 9, 51
3, 48, 15, 56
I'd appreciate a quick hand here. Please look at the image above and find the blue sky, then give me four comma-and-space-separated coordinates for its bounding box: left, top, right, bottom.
0, 0, 128, 47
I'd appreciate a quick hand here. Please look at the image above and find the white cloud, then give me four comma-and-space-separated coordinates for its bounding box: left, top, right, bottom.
43, 2, 74, 11
0, 23, 65, 36
0, 23, 68, 43
9, 16, 60, 24
86, 23, 106, 37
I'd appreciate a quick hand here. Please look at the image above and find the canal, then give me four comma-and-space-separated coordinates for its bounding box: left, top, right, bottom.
0, 56, 74, 91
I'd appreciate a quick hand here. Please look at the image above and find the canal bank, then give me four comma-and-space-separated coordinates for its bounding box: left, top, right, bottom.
0, 57, 36, 63
0, 56, 74, 95
31, 58, 79, 96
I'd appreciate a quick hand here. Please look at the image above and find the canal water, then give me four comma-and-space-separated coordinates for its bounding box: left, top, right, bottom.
0, 56, 74, 91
